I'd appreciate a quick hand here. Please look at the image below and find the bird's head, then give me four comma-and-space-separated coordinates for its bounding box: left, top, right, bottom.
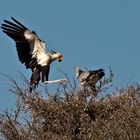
50, 50, 63, 62
74, 66, 80, 72
74, 66, 82, 78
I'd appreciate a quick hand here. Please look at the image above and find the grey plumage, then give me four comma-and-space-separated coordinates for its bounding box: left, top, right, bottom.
74, 66, 105, 91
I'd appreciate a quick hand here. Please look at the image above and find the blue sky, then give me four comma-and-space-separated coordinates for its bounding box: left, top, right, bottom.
0, 0, 140, 109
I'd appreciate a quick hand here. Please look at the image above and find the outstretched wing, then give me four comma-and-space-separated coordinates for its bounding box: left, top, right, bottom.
1, 17, 47, 69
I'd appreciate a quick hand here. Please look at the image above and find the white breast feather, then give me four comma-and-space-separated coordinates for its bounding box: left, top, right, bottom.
37, 53, 50, 66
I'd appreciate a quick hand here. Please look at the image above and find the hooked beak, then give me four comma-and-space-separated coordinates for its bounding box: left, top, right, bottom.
57, 55, 63, 62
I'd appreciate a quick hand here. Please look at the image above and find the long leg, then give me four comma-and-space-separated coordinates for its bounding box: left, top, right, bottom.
29, 68, 41, 92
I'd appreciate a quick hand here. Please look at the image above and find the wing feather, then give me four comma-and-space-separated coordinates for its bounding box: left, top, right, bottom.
1, 17, 47, 69
3, 19, 25, 30
11, 17, 28, 29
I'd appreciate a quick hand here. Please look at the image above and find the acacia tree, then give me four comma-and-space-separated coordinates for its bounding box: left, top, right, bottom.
0, 70, 140, 140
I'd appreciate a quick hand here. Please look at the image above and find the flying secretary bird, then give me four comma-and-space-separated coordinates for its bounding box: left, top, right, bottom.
1, 17, 63, 91
74, 66, 105, 91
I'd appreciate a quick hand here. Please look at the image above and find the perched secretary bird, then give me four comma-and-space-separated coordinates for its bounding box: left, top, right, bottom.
74, 66, 105, 91
1, 17, 63, 91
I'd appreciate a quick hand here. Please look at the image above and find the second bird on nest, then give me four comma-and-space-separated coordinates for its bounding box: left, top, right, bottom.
74, 66, 105, 91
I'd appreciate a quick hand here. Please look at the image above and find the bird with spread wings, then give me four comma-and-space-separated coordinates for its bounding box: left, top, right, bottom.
1, 17, 63, 91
